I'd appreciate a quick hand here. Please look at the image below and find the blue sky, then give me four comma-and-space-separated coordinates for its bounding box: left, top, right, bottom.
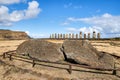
0, 0, 120, 38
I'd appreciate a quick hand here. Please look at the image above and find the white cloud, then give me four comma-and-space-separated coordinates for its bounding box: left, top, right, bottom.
65, 13, 120, 38
0, 0, 20, 4
0, 1, 41, 26
25, 1, 41, 19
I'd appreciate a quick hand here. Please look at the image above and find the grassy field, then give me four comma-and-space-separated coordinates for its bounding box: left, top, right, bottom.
0, 39, 120, 80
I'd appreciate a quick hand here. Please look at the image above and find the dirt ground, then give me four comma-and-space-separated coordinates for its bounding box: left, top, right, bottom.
0, 39, 120, 80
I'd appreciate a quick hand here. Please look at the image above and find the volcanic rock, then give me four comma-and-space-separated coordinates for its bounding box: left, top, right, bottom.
16, 39, 64, 62
62, 40, 114, 69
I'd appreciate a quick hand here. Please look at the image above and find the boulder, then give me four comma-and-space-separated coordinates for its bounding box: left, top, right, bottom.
62, 40, 114, 69
16, 39, 64, 62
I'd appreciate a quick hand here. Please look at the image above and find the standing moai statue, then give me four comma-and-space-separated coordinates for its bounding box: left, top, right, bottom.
97, 33, 100, 39
88, 33, 90, 39
63, 34, 65, 39
58, 34, 60, 39
65, 34, 68, 38
72, 33, 74, 38
50, 34, 52, 38
79, 32, 82, 39
52, 34, 54, 38
55, 33, 57, 39
84, 33, 86, 39
60, 34, 62, 38
69, 33, 72, 38
76, 34, 78, 39
93, 31, 96, 39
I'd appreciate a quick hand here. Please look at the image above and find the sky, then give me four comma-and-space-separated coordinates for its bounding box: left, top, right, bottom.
0, 0, 120, 38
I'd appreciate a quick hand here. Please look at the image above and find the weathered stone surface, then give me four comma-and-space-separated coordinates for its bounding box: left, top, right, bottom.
16, 39, 64, 62
62, 40, 114, 69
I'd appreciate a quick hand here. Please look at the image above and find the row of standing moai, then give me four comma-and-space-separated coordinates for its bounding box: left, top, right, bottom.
50, 31, 100, 39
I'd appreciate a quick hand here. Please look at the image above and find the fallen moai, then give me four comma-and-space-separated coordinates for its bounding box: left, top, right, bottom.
17, 39, 114, 69
62, 40, 114, 69
17, 39, 64, 62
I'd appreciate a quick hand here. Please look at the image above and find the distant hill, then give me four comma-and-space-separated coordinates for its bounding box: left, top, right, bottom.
0, 29, 30, 40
